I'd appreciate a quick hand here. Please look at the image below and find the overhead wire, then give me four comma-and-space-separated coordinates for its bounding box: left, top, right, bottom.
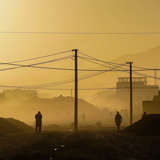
32, 71, 106, 88
0, 54, 151, 72
0, 49, 158, 72
78, 56, 150, 71
79, 52, 160, 80
0, 50, 160, 91
0, 55, 74, 71
0, 49, 72, 64
0, 71, 106, 89
79, 51, 129, 68
1, 31, 160, 35
79, 51, 160, 71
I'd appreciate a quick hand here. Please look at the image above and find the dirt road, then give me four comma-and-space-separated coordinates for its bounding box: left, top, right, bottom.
0, 129, 159, 160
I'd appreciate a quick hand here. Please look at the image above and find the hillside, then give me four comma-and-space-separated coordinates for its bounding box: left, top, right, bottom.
28, 95, 103, 124
0, 118, 33, 135
0, 90, 111, 125
94, 46, 160, 112
125, 114, 160, 136
114, 46, 160, 67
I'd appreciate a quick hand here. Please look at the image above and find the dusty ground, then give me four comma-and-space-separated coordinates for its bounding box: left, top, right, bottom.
0, 128, 160, 160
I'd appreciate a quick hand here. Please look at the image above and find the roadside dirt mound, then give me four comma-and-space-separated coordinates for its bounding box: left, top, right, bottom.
0, 118, 33, 135
125, 114, 160, 136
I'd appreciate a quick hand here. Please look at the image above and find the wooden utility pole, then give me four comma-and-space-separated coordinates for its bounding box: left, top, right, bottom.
126, 61, 133, 126
72, 49, 78, 131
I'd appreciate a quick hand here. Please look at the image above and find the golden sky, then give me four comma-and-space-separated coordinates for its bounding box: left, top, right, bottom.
0, 0, 160, 98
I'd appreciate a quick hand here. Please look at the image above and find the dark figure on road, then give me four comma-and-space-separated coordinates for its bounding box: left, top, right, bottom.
115, 112, 122, 131
35, 111, 42, 133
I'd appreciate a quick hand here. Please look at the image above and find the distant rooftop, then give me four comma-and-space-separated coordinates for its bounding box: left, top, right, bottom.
116, 77, 158, 89
118, 77, 147, 83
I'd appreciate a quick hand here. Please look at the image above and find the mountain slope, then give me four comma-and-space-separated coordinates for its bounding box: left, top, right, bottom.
0, 91, 108, 124
114, 46, 160, 67
0, 118, 33, 135
94, 46, 160, 114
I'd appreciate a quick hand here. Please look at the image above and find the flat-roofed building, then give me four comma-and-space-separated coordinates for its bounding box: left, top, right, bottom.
116, 77, 158, 100
116, 77, 159, 119
143, 91, 160, 114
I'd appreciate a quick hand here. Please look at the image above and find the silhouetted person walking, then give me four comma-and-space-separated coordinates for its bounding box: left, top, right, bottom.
115, 112, 122, 131
35, 111, 42, 133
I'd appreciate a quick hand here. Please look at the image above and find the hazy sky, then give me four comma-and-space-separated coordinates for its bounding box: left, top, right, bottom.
0, 0, 160, 59
0, 0, 160, 98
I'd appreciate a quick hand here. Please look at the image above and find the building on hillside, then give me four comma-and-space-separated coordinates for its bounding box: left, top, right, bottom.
116, 77, 159, 115
94, 77, 159, 122
116, 77, 158, 99
143, 91, 160, 114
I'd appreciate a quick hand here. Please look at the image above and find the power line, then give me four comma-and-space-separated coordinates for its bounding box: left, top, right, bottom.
1, 50, 160, 90
79, 87, 160, 90
41, 72, 106, 88
0, 85, 158, 91
2, 49, 72, 64
79, 52, 160, 80
79, 52, 129, 68
18, 71, 107, 89
0, 55, 73, 71
78, 55, 129, 72
79, 52, 160, 72
0, 72, 106, 90
0, 55, 152, 72
78, 56, 113, 68
78, 56, 149, 71
1, 31, 160, 35
132, 71, 160, 80
0, 50, 159, 72
0, 85, 72, 91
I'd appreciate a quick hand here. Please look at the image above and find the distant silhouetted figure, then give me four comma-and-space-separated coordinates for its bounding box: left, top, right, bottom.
115, 112, 122, 131
35, 111, 42, 133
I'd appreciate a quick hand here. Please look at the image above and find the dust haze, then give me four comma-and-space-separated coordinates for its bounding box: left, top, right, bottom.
1, 46, 160, 127
0, 89, 117, 127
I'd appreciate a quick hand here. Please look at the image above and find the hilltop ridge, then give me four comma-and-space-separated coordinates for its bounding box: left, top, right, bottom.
114, 46, 160, 67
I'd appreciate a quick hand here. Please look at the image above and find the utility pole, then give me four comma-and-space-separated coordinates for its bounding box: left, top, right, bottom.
126, 61, 133, 126
72, 49, 78, 131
